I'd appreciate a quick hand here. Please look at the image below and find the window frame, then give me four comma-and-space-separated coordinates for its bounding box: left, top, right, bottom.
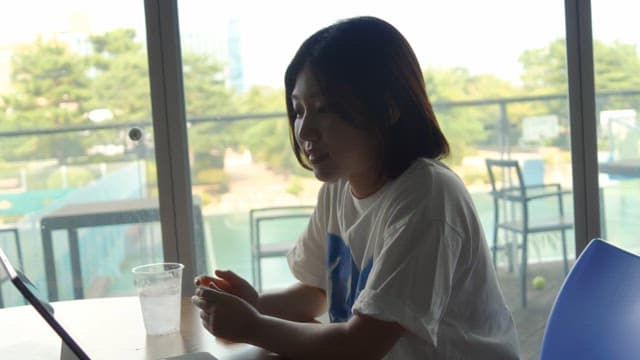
144, 0, 601, 281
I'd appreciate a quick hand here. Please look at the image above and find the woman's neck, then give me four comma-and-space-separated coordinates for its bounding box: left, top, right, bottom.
349, 174, 389, 199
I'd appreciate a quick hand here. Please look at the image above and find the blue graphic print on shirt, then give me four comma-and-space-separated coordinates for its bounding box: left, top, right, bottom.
327, 233, 373, 322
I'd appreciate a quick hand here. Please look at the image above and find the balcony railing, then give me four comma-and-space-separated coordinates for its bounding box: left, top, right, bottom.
0, 90, 638, 306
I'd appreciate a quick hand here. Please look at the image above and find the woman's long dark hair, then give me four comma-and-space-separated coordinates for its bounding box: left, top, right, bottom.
285, 16, 449, 178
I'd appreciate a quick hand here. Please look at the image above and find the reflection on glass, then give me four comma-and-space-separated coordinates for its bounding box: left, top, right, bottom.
178, 1, 572, 357
592, 0, 640, 253
0, 1, 162, 305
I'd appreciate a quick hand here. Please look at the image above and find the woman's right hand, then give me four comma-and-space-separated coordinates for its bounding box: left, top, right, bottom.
195, 270, 259, 309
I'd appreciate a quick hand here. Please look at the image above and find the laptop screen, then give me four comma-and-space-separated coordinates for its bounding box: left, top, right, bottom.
0, 247, 90, 360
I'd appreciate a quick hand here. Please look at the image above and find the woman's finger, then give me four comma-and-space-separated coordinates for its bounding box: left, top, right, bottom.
195, 274, 231, 292
215, 269, 242, 285
191, 295, 207, 309
194, 274, 212, 286
191, 293, 218, 310
210, 277, 232, 291
196, 286, 232, 303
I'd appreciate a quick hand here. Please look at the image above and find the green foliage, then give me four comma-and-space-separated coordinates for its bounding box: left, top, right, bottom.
183, 52, 237, 117
286, 176, 304, 196
2, 30, 639, 183
187, 85, 308, 177
194, 168, 229, 193
1, 28, 237, 167
0, 160, 21, 173
90, 29, 141, 55
520, 38, 640, 94
241, 117, 302, 175
4, 38, 90, 163
45, 166, 96, 188
235, 86, 306, 176
593, 40, 640, 91
237, 85, 285, 113
87, 29, 150, 121
520, 39, 568, 94
182, 52, 241, 179
144, 160, 158, 197
519, 39, 640, 148
425, 67, 519, 164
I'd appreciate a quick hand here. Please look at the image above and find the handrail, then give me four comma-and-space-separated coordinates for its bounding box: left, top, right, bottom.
1, 90, 638, 138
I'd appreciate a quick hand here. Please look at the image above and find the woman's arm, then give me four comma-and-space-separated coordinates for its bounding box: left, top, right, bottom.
193, 286, 404, 360
257, 282, 327, 322
196, 270, 326, 322
250, 312, 404, 359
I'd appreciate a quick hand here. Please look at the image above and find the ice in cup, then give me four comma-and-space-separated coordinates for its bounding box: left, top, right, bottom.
132, 262, 184, 336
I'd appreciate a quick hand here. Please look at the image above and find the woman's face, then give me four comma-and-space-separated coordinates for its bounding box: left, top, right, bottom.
292, 65, 383, 196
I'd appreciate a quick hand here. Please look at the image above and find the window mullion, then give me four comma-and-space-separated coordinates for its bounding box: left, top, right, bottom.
144, 0, 196, 294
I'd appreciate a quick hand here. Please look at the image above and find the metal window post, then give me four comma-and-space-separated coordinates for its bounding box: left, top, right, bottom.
565, 0, 601, 254
144, 0, 197, 295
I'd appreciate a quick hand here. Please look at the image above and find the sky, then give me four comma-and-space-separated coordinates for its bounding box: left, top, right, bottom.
0, 0, 638, 88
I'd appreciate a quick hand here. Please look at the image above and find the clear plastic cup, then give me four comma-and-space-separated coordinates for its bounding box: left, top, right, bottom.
132, 262, 184, 336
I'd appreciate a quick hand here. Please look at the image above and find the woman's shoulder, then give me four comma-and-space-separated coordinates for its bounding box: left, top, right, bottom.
381, 158, 474, 218
385, 159, 481, 236
397, 158, 465, 191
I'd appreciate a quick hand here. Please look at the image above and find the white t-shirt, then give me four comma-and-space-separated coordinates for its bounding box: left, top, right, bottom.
287, 158, 520, 359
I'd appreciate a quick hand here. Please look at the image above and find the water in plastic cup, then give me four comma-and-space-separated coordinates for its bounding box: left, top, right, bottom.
132, 262, 184, 336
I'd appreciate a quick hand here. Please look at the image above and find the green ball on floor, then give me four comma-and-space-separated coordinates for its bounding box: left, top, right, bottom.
532, 276, 546, 290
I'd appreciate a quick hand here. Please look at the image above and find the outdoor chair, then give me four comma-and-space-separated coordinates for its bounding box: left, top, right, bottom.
249, 205, 314, 292
540, 239, 640, 359
485, 159, 572, 307
0, 227, 24, 307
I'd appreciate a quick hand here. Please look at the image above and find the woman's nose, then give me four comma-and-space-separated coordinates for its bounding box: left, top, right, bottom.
296, 115, 320, 143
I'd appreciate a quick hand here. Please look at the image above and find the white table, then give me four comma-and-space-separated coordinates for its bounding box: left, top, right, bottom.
0, 296, 278, 359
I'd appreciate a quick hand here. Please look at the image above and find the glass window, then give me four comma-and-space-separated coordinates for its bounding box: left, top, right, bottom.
0, 1, 167, 305
592, 0, 640, 252
177, 1, 571, 356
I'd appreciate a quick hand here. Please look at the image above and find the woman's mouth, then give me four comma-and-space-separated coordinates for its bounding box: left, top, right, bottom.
308, 152, 329, 164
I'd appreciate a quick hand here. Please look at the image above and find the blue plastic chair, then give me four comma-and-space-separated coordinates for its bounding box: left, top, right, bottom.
540, 238, 640, 359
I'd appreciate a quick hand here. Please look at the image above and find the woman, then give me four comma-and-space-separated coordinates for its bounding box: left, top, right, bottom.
192, 16, 520, 359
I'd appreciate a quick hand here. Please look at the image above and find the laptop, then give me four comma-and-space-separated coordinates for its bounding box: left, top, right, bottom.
0, 248, 217, 360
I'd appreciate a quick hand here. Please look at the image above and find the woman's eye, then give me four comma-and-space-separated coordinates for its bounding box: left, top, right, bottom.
317, 104, 332, 114
317, 101, 340, 115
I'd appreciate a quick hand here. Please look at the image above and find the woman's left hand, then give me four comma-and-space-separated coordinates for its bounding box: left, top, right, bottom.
192, 285, 260, 343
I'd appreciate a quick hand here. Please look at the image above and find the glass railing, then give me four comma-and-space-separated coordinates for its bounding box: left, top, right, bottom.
1, 90, 639, 307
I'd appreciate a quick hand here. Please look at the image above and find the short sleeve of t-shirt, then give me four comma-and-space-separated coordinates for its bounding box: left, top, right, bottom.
352, 204, 463, 345
287, 186, 328, 290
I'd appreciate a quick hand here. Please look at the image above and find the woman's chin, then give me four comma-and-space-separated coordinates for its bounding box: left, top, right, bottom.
312, 168, 340, 183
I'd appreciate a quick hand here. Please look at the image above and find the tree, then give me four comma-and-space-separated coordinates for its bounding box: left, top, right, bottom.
519, 39, 568, 95
424, 67, 520, 164
182, 51, 242, 189
87, 29, 151, 122
520, 39, 640, 149
183, 52, 237, 117
236, 85, 304, 175
87, 29, 240, 174
3, 38, 90, 163
520, 38, 640, 96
